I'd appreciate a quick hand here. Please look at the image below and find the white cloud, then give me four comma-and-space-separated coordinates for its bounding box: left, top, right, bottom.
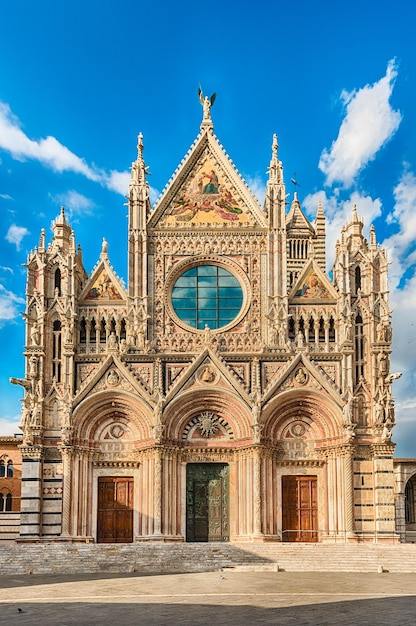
303, 189, 382, 269
149, 186, 161, 206
0, 102, 131, 196
0, 417, 22, 437
0, 284, 25, 326
105, 170, 131, 196
0, 193, 12, 200
383, 169, 416, 284
5, 224, 30, 250
319, 59, 402, 187
50, 190, 96, 218
244, 174, 266, 206
105, 171, 160, 206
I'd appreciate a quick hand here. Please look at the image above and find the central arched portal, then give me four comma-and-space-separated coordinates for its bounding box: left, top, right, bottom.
186, 463, 229, 542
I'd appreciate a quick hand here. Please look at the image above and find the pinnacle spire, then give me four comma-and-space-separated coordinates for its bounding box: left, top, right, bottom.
131, 132, 148, 185
267, 134, 282, 182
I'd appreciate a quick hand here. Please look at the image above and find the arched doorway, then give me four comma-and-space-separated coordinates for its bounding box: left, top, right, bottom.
282, 475, 318, 542
186, 463, 229, 542
97, 476, 134, 543
405, 474, 416, 541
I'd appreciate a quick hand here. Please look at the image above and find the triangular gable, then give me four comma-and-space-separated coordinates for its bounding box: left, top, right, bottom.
73, 354, 152, 408
149, 130, 267, 230
44, 381, 64, 402
289, 260, 338, 302
164, 348, 252, 405
263, 352, 343, 406
286, 197, 315, 235
79, 259, 126, 303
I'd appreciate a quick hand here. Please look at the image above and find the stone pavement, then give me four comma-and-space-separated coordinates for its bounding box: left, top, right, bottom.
1, 571, 416, 625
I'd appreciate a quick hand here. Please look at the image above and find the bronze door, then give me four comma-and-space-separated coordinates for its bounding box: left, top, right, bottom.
282, 475, 318, 542
186, 463, 229, 542
97, 477, 134, 543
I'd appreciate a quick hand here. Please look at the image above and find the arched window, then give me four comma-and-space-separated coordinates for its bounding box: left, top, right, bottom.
0, 461, 5, 478
373, 258, 380, 292
288, 317, 295, 341
405, 476, 416, 524
80, 318, 87, 343
7, 461, 13, 478
90, 318, 97, 343
354, 313, 364, 383
308, 317, 315, 342
319, 317, 325, 342
355, 266, 361, 294
298, 316, 305, 340
100, 319, 106, 343
0, 493, 11, 512
329, 316, 336, 342
120, 319, 127, 340
54, 268, 61, 295
52, 319, 62, 382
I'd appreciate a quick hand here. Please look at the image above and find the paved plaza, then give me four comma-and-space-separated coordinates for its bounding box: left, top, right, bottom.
1, 570, 416, 625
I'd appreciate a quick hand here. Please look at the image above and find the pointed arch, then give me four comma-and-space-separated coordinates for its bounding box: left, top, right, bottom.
54, 267, 61, 295
163, 388, 252, 442
263, 388, 341, 442
72, 390, 153, 445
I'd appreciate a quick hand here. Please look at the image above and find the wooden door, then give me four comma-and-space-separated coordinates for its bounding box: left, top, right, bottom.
186, 464, 229, 542
282, 475, 318, 542
97, 477, 134, 543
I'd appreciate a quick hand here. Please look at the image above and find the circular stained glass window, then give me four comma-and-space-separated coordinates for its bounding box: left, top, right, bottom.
171, 265, 243, 330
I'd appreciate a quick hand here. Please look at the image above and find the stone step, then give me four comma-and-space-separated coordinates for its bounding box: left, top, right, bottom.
0, 542, 416, 575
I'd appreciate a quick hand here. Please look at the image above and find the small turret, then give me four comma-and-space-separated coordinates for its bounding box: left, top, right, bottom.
345, 204, 365, 251
51, 207, 72, 253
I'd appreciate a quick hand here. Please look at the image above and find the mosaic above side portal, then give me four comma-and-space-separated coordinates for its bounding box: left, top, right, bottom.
85, 269, 123, 300
162, 160, 251, 227
295, 269, 331, 299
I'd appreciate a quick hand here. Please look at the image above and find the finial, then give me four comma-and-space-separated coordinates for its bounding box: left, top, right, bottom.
370, 224, 376, 248
198, 87, 216, 130
137, 132, 144, 158
60, 205, 66, 223
267, 133, 281, 182
272, 133, 278, 155
131, 132, 149, 184
39, 228, 46, 249
101, 237, 108, 258
54, 205, 67, 227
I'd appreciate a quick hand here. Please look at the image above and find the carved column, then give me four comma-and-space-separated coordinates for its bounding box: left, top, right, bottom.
153, 450, 162, 537
342, 445, 356, 538
253, 449, 262, 536
60, 447, 73, 537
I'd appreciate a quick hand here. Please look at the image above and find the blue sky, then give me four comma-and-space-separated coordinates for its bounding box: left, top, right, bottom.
1, 0, 416, 455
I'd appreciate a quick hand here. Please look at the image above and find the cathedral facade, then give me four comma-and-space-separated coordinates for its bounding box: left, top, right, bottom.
12, 101, 399, 543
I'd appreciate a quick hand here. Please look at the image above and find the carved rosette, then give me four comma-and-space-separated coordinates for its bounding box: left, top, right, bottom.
196, 412, 219, 437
